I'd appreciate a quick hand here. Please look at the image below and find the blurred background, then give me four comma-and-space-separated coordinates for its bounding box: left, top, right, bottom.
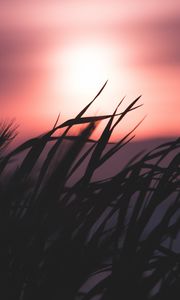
0, 0, 179, 142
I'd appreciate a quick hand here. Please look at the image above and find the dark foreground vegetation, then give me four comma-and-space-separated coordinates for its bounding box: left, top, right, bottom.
0, 83, 180, 299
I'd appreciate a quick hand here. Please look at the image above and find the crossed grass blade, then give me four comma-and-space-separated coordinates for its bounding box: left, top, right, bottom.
32, 81, 111, 198
33, 122, 97, 217
98, 116, 146, 167
80, 100, 123, 185
79, 96, 143, 184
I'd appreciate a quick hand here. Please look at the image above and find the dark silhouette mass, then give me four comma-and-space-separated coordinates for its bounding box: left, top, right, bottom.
0, 85, 180, 300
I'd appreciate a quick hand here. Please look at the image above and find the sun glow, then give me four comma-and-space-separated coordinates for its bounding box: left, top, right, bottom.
49, 42, 140, 129
52, 43, 118, 103
66, 45, 112, 92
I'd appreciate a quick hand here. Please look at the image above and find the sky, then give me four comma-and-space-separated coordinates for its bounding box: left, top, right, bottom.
0, 0, 179, 141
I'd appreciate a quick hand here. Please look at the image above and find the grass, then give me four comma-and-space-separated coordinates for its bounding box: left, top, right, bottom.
0, 83, 180, 300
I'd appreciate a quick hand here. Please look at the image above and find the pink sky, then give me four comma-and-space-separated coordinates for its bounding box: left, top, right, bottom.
0, 0, 179, 141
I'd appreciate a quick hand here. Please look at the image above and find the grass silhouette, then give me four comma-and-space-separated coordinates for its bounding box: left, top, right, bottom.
0, 84, 180, 300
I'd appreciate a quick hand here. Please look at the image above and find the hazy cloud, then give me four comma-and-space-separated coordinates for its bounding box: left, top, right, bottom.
0, 27, 61, 94
136, 17, 180, 65
109, 15, 180, 67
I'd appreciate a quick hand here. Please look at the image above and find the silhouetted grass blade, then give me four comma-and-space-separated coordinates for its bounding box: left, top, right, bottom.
1, 89, 180, 300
